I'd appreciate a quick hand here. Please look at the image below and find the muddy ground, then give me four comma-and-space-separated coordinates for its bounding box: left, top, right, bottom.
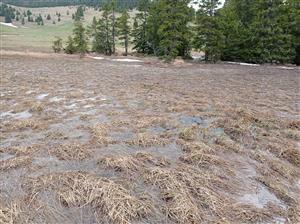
0, 53, 299, 224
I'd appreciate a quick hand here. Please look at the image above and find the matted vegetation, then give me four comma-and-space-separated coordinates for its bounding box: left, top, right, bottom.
0, 53, 299, 223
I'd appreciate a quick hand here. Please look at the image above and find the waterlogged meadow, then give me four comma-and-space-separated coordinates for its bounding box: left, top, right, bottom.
0, 53, 299, 223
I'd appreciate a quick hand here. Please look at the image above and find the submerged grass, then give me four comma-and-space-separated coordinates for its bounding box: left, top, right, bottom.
25, 171, 153, 224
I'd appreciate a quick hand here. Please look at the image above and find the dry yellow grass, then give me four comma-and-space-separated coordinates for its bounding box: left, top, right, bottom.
0, 202, 21, 224
91, 123, 117, 145
3, 119, 40, 131
2, 145, 39, 156
144, 167, 202, 223
50, 144, 91, 160
98, 154, 140, 172
215, 136, 243, 153
178, 126, 198, 141
25, 171, 152, 224
179, 151, 223, 168
127, 133, 169, 147
135, 151, 170, 167
0, 156, 31, 171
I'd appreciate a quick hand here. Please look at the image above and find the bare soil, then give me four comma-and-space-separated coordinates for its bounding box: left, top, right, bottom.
0, 53, 299, 223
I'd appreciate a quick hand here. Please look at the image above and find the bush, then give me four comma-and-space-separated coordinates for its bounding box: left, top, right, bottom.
64, 36, 76, 54
52, 37, 63, 53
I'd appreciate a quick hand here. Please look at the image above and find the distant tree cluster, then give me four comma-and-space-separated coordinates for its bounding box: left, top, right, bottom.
2, 0, 139, 9
219, 0, 299, 64
35, 14, 44, 25
0, 3, 17, 23
74, 5, 84, 21
50, 0, 299, 64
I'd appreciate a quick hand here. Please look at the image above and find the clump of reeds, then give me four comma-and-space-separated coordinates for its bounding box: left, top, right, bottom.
178, 126, 198, 141
143, 167, 202, 223
0, 156, 31, 171
91, 123, 116, 145
127, 133, 169, 147
25, 171, 153, 224
98, 154, 140, 172
50, 144, 91, 161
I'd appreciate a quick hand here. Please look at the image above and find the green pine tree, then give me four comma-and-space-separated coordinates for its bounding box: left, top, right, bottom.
101, 3, 114, 55
73, 21, 88, 56
147, 0, 192, 60
249, 0, 295, 63
194, 0, 224, 62
286, 0, 300, 65
65, 36, 76, 54
132, 0, 151, 54
88, 16, 106, 53
117, 10, 130, 55
111, 0, 117, 54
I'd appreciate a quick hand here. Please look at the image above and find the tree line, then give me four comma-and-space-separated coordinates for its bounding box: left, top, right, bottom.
2, 0, 139, 9
53, 0, 299, 64
0, 3, 17, 23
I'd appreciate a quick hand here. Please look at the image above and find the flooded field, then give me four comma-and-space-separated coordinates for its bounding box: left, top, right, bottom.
0, 53, 299, 223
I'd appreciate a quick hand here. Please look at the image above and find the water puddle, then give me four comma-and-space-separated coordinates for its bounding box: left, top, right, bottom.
149, 126, 167, 135
0, 152, 15, 161
36, 93, 49, 100
145, 143, 182, 162
180, 115, 203, 126
179, 115, 215, 128
64, 103, 77, 109
0, 110, 32, 120
109, 130, 134, 142
14, 110, 32, 119
32, 156, 99, 176
49, 96, 64, 102
83, 104, 94, 109
127, 99, 144, 108
239, 185, 286, 209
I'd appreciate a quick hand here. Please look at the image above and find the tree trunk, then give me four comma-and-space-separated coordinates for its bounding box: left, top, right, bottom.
112, 7, 116, 54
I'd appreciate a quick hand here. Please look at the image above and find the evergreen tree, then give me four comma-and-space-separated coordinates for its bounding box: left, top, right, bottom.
220, 0, 297, 64
65, 36, 76, 54
5, 14, 12, 23
111, 0, 117, 54
26, 10, 32, 17
219, 0, 249, 61
249, 0, 295, 63
117, 10, 130, 55
73, 21, 88, 56
36, 14, 44, 25
88, 16, 106, 53
194, 0, 224, 62
286, 0, 300, 65
75, 5, 84, 21
47, 14, 51, 20
132, 0, 151, 54
101, 3, 114, 55
16, 14, 19, 21
145, 0, 192, 60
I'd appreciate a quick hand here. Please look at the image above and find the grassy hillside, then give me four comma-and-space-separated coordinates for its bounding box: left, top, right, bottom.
0, 6, 137, 52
